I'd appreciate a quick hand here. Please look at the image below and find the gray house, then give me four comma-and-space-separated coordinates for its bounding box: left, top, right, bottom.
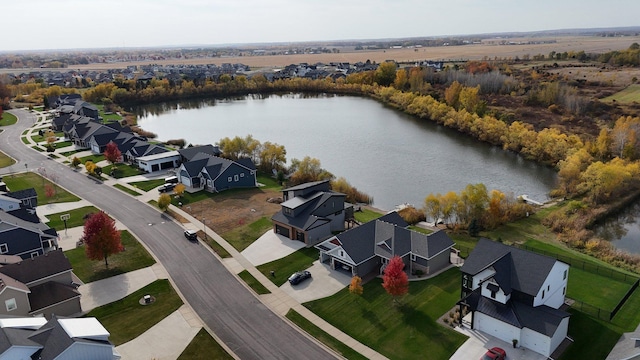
272, 180, 348, 246
315, 212, 454, 277
177, 153, 256, 192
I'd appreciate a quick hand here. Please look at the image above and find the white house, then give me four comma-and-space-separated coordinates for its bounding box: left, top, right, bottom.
459, 238, 570, 357
135, 150, 181, 173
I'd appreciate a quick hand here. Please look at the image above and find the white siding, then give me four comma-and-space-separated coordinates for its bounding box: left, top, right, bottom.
521, 327, 552, 357
481, 281, 510, 304
0, 346, 41, 360
549, 317, 569, 355
533, 261, 569, 309
0, 198, 20, 211
475, 312, 521, 344
472, 268, 496, 290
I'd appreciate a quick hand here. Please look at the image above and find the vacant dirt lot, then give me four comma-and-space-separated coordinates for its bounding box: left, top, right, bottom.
181, 188, 281, 235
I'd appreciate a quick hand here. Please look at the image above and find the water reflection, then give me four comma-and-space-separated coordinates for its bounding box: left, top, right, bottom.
595, 201, 640, 254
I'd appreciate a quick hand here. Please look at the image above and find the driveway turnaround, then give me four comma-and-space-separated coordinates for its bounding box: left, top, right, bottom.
241, 230, 306, 266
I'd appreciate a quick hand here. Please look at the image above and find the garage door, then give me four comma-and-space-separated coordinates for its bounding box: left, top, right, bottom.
275, 225, 290, 238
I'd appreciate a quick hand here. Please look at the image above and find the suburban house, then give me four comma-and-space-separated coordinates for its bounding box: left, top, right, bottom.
3, 188, 38, 209
0, 315, 120, 359
271, 180, 349, 246
176, 152, 257, 192
0, 207, 58, 260
458, 238, 571, 357
177, 144, 221, 162
315, 212, 454, 277
0, 249, 81, 318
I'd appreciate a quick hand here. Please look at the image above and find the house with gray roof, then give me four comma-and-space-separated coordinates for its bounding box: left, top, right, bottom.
315, 212, 454, 277
272, 180, 349, 246
0, 315, 119, 360
0, 209, 58, 260
458, 238, 570, 357
176, 153, 256, 192
0, 249, 81, 319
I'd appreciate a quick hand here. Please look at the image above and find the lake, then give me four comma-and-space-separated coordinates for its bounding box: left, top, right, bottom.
134, 94, 558, 211
595, 201, 640, 254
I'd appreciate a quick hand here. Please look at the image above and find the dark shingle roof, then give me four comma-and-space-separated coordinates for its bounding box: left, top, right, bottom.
283, 180, 330, 192
4, 188, 37, 201
178, 145, 221, 161
460, 238, 559, 296
0, 327, 41, 353
28, 282, 80, 313
0, 250, 72, 285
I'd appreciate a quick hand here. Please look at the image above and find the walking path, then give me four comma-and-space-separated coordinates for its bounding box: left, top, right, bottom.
15, 108, 388, 360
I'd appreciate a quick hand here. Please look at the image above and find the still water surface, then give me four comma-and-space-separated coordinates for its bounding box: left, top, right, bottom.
134, 94, 558, 211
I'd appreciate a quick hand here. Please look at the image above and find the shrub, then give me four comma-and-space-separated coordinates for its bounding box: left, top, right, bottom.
397, 206, 425, 224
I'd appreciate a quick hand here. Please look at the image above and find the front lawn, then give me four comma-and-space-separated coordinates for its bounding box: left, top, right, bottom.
80, 154, 105, 164
256, 174, 282, 190
238, 270, 270, 294
85, 279, 182, 345
354, 208, 384, 223
103, 163, 144, 178
45, 206, 101, 230
178, 328, 234, 360
65, 230, 156, 283
130, 179, 165, 192
2, 172, 80, 204
256, 247, 319, 286
221, 217, 273, 251
304, 268, 468, 360
286, 309, 368, 360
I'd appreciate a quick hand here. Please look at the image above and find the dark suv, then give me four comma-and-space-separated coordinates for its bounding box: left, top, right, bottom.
184, 230, 198, 242
288, 271, 311, 285
158, 183, 176, 193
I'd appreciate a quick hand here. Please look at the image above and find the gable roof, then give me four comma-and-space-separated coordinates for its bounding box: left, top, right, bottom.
460, 238, 560, 297
28, 282, 80, 313
0, 250, 72, 285
283, 180, 330, 192
178, 144, 221, 161
3, 188, 37, 202
0, 210, 56, 237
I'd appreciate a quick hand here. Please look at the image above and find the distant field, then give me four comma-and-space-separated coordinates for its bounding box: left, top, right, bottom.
603, 84, 640, 103
67, 36, 640, 70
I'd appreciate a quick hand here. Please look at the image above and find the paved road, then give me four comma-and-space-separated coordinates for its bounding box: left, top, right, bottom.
1, 109, 336, 360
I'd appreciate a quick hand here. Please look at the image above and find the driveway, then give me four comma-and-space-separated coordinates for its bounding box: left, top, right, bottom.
280, 260, 352, 303
241, 230, 305, 266
450, 325, 549, 360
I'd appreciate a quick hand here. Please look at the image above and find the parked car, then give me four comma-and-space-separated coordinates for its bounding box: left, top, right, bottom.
158, 183, 176, 193
288, 270, 311, 285
184, 230, 198, 242
481, 347, 506, 360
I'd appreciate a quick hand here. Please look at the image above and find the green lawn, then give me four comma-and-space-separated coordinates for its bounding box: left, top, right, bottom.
286, 309, 368, 360
95, 104, 123, 122
80, 154, 105, 164
55, 140, 73, 148
256, 247, 319, 286
221, 217, 273, 251
304, 268, 468, 360
408, 225, 432, 234
0, 150, 15, 168
204, 238, 232, 258
65, 230, 156, 282
0, 112, 17, 126
103, 163, 144, 178
61, 149, 85, 157
2, 172, 80, 204
45, 206, 101, 230
178, 328, 234, 360
238, 270, 271, 294
21, 137, 30, 145
256, 174, 282, 190
130, 179, 165, 191
354, 208, 384, 223
567, 267, 632, 310
113, 183, 142, 196
85, 279, 182, 346
603, 84, 640, 104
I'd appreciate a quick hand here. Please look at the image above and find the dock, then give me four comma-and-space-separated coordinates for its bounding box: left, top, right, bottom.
520, 194, 544, 206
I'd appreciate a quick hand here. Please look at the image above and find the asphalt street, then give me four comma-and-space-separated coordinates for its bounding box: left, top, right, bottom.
0, 109, 336, 360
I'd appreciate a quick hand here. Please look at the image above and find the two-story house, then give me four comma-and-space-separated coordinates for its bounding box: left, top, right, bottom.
271, 180, 349, 246
458, 238, 570, 357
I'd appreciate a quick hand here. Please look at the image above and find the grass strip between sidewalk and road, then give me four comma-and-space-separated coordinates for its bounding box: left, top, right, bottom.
113, 183, 142, 196
85, 279, 182, 346
286, 309, 368, 360
178, 328, 234, 360
238, 270, 270, 295
130, 179, 165, 191
0, 150, 15, 168
65, 230, 156, 283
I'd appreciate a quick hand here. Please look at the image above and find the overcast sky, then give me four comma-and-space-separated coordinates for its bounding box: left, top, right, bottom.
3, 0, 638, 51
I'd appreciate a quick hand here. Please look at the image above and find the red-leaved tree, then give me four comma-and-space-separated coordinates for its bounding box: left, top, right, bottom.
103, 141, 122, 166
44, 183, 55, 199
382, 255, 409, 304
82, 211, 123, 268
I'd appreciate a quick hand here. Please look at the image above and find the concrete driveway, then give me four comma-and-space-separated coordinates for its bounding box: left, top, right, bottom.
450, 326, 549, 360
280, 260, 352, 303
241, 230, 305, 266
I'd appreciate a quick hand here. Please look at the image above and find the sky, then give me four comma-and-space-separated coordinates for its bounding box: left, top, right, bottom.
2, 0, 639, 51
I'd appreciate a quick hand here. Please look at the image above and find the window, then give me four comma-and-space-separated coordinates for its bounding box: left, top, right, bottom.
542, 290, 545, 299
548, 285, 550, 291
5, 298, 16, 312
490, 290, 496, 299
563, 269, 567, 280
30, 252, 39, 259
563, 287, 566, 295
228, 176, 232, 182
0, 244, 7, 254
234, 175, 239, 182
240, 173, 244, 178
410, 253, 416, 261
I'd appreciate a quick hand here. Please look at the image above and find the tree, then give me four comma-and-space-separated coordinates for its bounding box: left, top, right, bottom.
424, 193, 442, 225
103, 141, 122, 166
382, 255, 409, 304
393, 69, 408, 90
258, 141, 287, 173
349, 275, 364, 299
82, 211, 123, 268
45, 130, 56, 152
44, 183, 55, 199
374, 61, 397, 87
173, 183, 186, 197
288, 156, 334, 186
158, 193, 171, 211
85, 161, 97, 175
444, 81, 463, 109
71, 156, 81, 168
